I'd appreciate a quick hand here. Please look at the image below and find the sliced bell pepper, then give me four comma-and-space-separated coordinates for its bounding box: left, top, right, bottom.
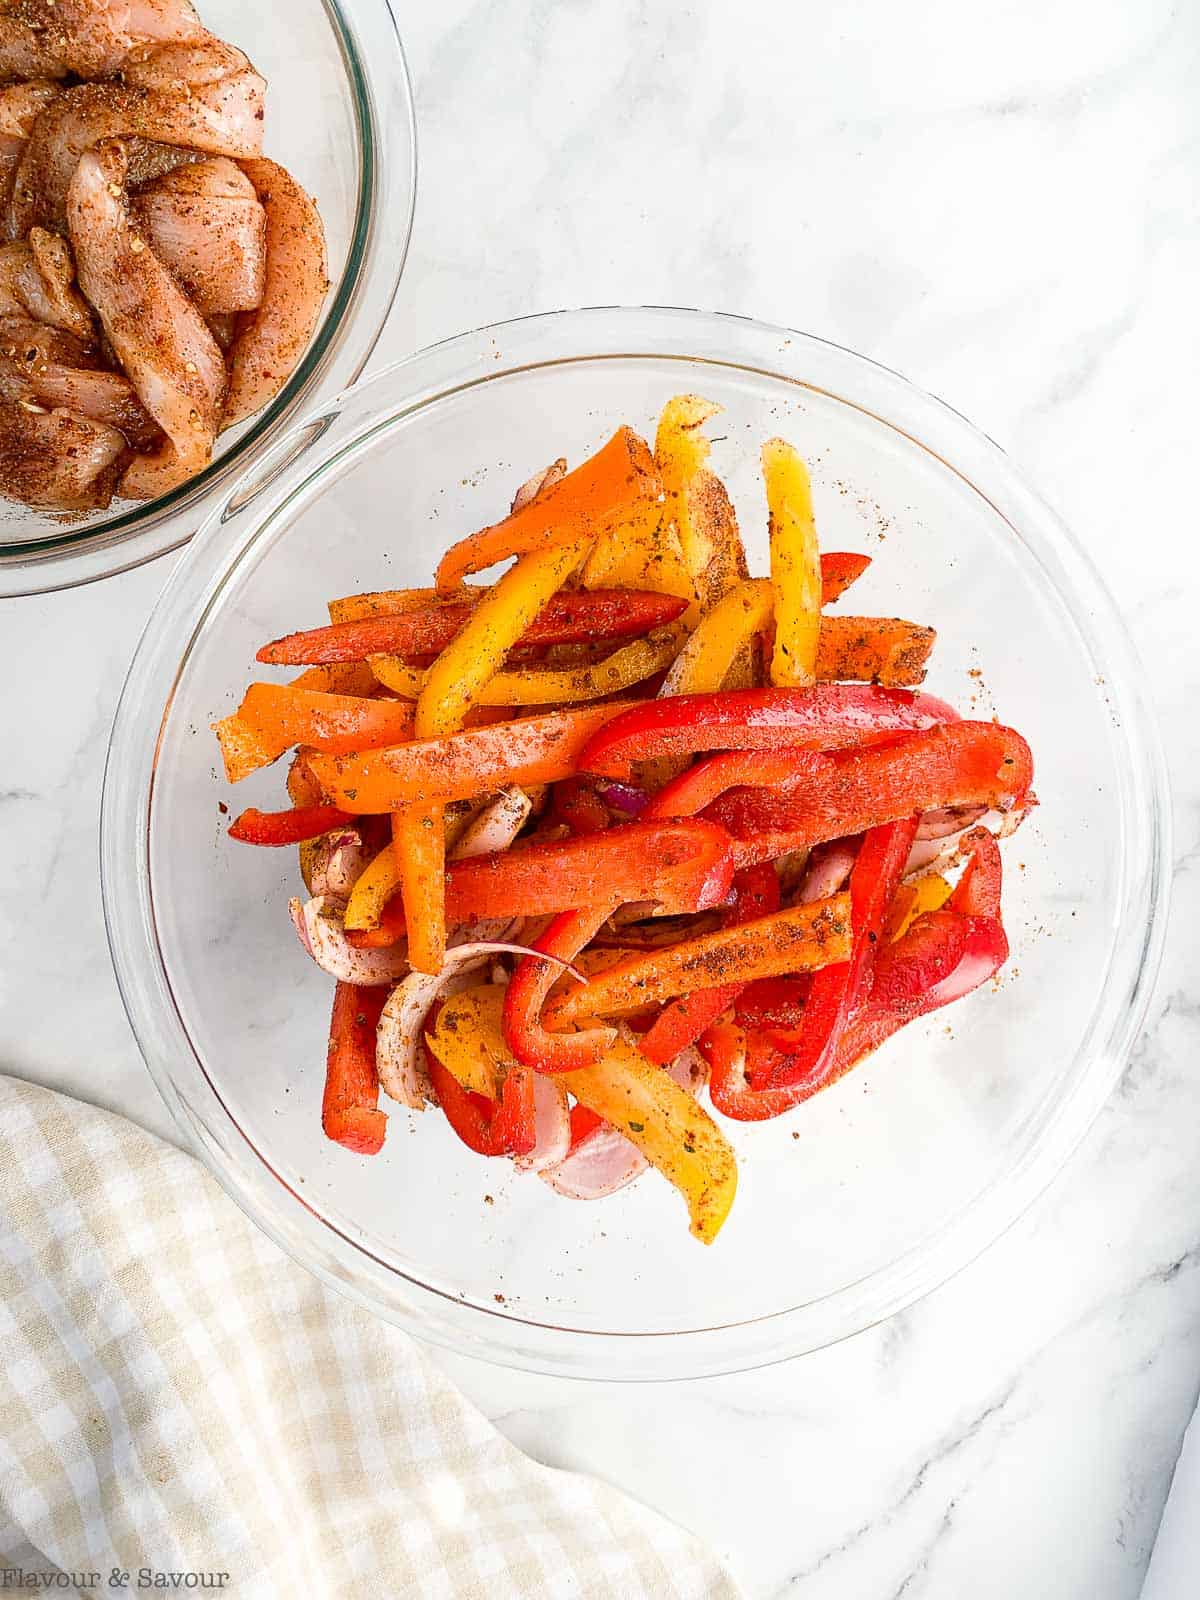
213, 663, 378, 781
258, 587, 687, 668
550, 776, 611, 836
638, 863, 781, 1066
945, 826, 1004, 918
425, 985, 507, 1097
328, 585, 485, 624
882, 871, 953, 942
706, 722, 1034, 867
343, 838, 404, 931
816, 616, 936, 686
544, 892, 852, 1027
350, 817, 736, 947
820, 552, 872, 604
435, 426, 662, 589
580, 507, 696, 618
764, 437, 822, 688
227, 803, 355, 846
369, 624, 686, 707
322, 982, 388, 1154
426, 1046, 536, 1158
579, 684, 958, 781
502, 907, 621, 1073
697, 1022, 808, 1123
758, 816, 919, 1090
304, 701, 638, 813
233, 683, 417, 762
557, 1032, 738, 1244
651, 394, 748, 620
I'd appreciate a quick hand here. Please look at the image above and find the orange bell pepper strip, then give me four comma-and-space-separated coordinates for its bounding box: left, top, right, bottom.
370, 624, 686, 707
232, 684, 417, 765
434, 426, 662, 590
764, 438, 822, 688
543, 893, 852, 1027
705, 723, 1034, 867
304, 701, 638, 813
558, 1032, 738, 1244
816, 616, 936, 686
228, 803, 355, 846
213, 663, 377, 782
328, 585, 486, 624
322, 983, 388, 1154
256, 587, 687, 666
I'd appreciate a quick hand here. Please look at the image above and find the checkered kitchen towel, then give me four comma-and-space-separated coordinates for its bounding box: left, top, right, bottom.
0, 1076, 740, 1599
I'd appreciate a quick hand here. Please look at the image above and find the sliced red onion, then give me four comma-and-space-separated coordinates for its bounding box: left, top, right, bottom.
797, 837, 859, 904
514, 1074, 571, 1173
595, 780, 649, 817
376, 940, 588, 1111
915, 804, 988, 841
451, 787, 533, 860
511, 458, 567, 513
307, 829, 368, 899
539, 1047, 706, 1201
290, 896, 412, 986
904, 803, 1032, 880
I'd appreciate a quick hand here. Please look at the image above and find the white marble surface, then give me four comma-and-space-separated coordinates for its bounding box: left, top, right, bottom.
2, 0, 1199, 1594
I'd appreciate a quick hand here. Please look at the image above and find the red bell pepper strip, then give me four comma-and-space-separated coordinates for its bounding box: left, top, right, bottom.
639, 864, 780, 1066
502, 907, 621, 1073
228, 803, 356, 846
820, 551, 872, 604
579, 685, 959, 781
348, 817, 736, 947
256, 588, 688, 666
758, 815, 920, 1090
567, 1102, 604, 1151
706, 722, 1033, 867
426, 1041, 537, 1158
945, 825, 1004, 918
697, 1023, 809, 1122
322, 983, 388, 1154
550, 776, 611, 836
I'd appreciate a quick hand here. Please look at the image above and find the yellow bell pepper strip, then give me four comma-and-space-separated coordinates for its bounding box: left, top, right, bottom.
435, 426, 662, 590
403, 539, 596, 972
764, 437, 822, 688
580, 504, 695, 608
213, 663, 377, 782
543, 893, 852, 1027
654, 394, 749, 615
883, 872, 953, 942
557, 1032, 738, 1245
304, 701, 639, 814
661, 577, 774, 698
344, 838, 404, 932
426, 985, 511, 1097
369, 623, 687, 708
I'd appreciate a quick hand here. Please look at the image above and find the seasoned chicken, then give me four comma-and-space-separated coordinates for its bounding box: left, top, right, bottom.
223, 158, 328, 428
134, 156, 265, 314
68, 138, 225, 498
0, 400, 126, 509
0, 229, 95, 340
0, 79, 58, 210
0, 0, 206, 80
10, 36, 265, 233
0, 315, 159, 444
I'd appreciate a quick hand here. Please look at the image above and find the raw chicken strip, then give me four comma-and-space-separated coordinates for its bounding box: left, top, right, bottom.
223, 158, 328, 428
0, 80, 59, 208
0, 229, 94, 341
10, 36, 265, 233
0, 0, 205, 80
0, 315, 159, 445
134, 156, 265, 314
68, 139, 225, 499
0, 401, 126, 510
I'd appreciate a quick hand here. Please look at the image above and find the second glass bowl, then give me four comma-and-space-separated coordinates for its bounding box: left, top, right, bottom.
0, 0, 416, 596
103, 307, 1169, 1379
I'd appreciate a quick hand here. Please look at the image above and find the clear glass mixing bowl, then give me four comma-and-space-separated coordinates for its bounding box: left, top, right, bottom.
102, 307, 1170, 1379
0, 0, 415, 597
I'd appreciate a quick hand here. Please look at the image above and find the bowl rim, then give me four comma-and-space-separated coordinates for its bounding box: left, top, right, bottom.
0, 0, 417, 597
101, 304, 1173, 1380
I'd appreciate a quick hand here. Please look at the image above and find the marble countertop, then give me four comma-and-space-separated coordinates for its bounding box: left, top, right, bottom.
3, 0, 1198, 1594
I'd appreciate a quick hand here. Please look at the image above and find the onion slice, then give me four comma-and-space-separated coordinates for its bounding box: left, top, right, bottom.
290, 895, 410, 986
307, 828, 368, 899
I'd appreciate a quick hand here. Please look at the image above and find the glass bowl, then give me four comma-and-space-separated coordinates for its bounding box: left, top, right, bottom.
0, 0, 415, 597
102, 307, 1170, 1380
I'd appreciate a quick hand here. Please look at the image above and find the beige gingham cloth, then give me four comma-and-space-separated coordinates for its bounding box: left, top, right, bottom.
0, 1075, 740, 1599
